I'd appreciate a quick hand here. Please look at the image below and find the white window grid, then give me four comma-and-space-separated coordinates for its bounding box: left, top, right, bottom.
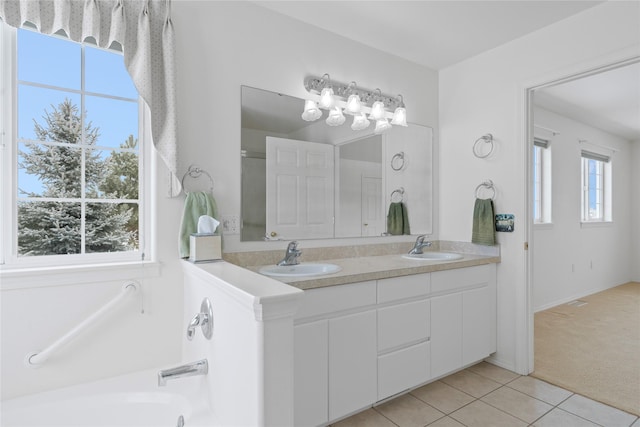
1, 24, 152, 268
582, 157, 604, 222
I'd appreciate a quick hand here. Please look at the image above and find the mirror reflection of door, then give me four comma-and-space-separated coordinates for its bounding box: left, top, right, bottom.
266, 137, 334, 240
361, 176, 383, 236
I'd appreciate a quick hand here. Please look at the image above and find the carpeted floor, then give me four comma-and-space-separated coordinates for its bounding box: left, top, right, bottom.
533, 282, 640, 416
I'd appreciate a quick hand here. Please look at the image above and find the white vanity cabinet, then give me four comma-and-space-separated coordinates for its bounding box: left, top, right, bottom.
293, 263, 497, 427
430, 264, 497, 378
376, 274, 431, 400
294, 281, 377, 427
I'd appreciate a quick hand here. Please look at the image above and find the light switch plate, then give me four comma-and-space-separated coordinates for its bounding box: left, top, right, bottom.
221, 215, 240, 235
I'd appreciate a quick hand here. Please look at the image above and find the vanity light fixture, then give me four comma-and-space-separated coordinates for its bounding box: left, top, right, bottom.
391, 95, 408, 127
374, 118, 392, 134
351, 112, 370, 131
318, 74, 335, 109
301, 99, 322, 121
326, 106, 346, 126
345, 81, 362, 114
368, 90, 386, 121
302, 74, 407, 133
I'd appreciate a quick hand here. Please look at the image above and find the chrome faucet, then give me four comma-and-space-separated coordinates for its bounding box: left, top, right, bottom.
158, 359, 208, 387
277, 241, 302, 266
408, 235, 432, 255
186, 298, 214, 341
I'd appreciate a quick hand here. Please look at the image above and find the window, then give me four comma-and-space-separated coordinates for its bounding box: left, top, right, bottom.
581, 150, 611, 223
533, 137, 551, 224
1, 25, 151, 268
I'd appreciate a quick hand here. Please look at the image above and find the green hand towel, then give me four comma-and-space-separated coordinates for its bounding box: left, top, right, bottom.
472, 198, 495, 246
179, 191, 218, 258
387, 202, 410, 235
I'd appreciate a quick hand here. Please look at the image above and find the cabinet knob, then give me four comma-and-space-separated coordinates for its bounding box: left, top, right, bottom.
270, 231, 277, 237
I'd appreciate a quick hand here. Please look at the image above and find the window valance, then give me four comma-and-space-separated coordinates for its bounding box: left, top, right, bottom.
0, 0, 180, 196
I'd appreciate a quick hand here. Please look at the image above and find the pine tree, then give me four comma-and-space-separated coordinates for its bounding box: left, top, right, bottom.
17, 99, 136, 256
100, 135, 140, 247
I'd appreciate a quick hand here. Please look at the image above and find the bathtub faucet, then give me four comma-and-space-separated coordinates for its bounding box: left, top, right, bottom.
158, 359, 208, 387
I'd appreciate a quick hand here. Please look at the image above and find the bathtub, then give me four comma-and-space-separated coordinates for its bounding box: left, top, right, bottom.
1, 367, 216, 427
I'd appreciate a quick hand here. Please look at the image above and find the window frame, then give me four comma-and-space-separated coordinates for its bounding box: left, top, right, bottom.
1, 24, 155, 270
533, 137, 552, 225
580, 150, 612, 224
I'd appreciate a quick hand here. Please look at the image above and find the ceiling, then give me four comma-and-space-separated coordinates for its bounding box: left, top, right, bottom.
534, 62, 640, 141
255, 1, 604, 71
254, 1, 639, 141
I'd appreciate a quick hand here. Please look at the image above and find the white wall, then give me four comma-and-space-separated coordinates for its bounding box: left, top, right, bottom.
173, 1, 440, 252
532, 107, 633, 311
0, 155, 185, 400
439, 1, 640, 373
633, 142, 640, 282
1, 1, 439, 399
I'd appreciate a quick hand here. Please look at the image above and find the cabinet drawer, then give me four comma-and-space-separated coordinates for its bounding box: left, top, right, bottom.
295, 281, 376, 320
377, 273, 430, 304
378, 341, 430, 401
378, 300, 430, 352
431, 265, 490, 294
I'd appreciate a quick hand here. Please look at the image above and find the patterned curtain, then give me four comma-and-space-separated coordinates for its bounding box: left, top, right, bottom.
0, 0, 180, 196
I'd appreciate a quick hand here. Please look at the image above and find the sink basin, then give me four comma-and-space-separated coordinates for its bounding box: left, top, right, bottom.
259, 263, 342, 278
402, 252, 464, 261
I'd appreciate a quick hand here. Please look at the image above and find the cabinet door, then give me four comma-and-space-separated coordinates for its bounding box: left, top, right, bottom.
463, 285, 494, 365
295, 321, 328, 427
430, 293, 462, 379
329, 310, 377, 421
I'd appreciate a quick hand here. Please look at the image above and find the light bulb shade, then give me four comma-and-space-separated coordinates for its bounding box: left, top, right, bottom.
374, 118, 392, 134
326, 106, 346, 126
301, 99, 322, 121
391, 107, 407, 126
345, 94, 362, 114
319, 87, 335, 108
369, 101, 386, 120
351, 112, 370, 131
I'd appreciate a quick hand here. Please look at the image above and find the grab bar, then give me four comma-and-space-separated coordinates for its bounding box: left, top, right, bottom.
27, 281, 139, 367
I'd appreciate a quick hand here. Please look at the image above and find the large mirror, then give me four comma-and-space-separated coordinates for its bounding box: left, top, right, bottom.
241, 86, 433, 242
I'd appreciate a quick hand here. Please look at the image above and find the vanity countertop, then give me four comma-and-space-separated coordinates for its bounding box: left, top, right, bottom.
247, 252, 500, 290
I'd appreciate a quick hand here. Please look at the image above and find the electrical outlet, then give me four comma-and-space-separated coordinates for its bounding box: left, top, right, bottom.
221, 215, 240, 235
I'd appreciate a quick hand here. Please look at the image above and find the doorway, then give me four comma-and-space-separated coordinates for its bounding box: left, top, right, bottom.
525, 57, 640, 411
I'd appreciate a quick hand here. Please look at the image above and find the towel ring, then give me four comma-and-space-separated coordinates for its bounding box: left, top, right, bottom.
475, 180, 495, 200
391, 152, 405, 171
182, 164, 214, 194
473, 134, 494, 158
391, 187, 405, 202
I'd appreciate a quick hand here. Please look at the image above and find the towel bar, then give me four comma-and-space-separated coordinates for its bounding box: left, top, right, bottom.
475, 180, 495, 200
390, 187, 405, 202
473, 134, 494, 158
182, 165, 214, 194
391, 152, 405, 171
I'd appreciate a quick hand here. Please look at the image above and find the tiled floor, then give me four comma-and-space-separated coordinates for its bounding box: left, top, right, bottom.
332, 362, 639, 427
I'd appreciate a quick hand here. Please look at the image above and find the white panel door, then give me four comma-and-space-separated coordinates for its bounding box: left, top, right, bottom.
329, 310, 377, 421
430, 293, 463, 379
361, 176, 383, 236
463, 285, 495, 365
294, 320, 329, 427
266, 137, 334, 240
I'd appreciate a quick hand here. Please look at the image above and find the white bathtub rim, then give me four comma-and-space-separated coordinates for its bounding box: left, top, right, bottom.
1, 366, 217, 427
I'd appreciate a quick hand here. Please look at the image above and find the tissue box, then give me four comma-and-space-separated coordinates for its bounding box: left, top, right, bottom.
189, 233, 222, 262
